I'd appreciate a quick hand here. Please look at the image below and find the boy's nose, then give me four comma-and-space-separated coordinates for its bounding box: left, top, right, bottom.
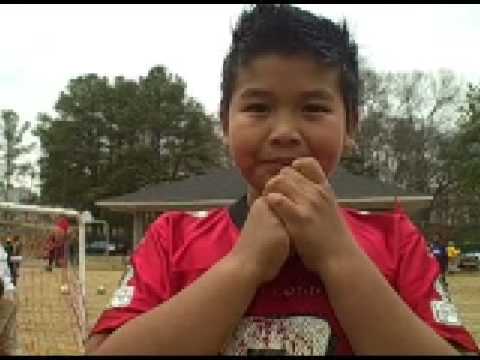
268, 116, 302, 148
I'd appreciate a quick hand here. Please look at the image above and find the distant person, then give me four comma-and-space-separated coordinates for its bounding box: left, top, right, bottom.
3, 239, 14, 286
430, 234, 448, 284
45, 217, 71, 272
54, 217, 70, 268
447, 241, 461, 273
0, 278, 19, 355
5, 236, 22, 287
0, 243, 15, 300
45, 234, 56, 272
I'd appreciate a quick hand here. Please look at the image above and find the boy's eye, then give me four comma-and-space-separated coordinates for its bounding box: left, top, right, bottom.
303, 104, 331, 113
243, 103, 270, 113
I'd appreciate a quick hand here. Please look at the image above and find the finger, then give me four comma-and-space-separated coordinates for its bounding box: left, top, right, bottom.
263, 167, 310, 203
292, 158, 334, 196
264, 192, 301, 234
291, 157, 327, 185
261, 194, 296, 253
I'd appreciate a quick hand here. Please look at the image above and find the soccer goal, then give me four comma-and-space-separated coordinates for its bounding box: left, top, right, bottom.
0, 202, 93, 344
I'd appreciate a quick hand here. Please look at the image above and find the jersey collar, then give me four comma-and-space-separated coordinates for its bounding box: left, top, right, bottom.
228, 194, 248, 231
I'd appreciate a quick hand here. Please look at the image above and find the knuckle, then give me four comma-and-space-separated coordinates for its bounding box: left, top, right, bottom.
293, 158, 308, 171
279, 167, 292, 177
305, 157, 317, 166
263, 180, 274, 193
267, 175, 282, 189
312, 184, 324, 198
296, 207, 312, 223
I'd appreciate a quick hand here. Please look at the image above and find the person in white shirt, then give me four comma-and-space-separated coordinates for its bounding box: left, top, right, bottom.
0, 244, 15, 300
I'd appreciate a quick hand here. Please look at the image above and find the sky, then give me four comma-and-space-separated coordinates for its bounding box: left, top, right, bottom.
1, 4, 480, 187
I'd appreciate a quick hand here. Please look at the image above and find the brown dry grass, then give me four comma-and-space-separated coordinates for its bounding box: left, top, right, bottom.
15, 260, 480, 355
85, 269, 124, 333
446, 272, 480, 346
16, 265, 83, 355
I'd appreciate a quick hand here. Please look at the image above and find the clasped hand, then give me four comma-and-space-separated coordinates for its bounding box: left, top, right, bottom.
262, 157, 356, 275
230, 157, 357, 285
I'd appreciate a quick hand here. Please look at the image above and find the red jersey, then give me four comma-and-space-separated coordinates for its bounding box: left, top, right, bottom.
90, 196, 478, 355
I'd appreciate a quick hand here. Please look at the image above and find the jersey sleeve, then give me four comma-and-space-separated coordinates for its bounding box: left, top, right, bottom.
394, 211, 479, 353
89, 216, 172, 337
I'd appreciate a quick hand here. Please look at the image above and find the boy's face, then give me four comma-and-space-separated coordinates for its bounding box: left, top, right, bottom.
224, 54, 353, 193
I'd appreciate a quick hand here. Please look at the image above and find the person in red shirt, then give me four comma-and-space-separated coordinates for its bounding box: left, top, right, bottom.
86, 4, 479, 355
45, 217, 70, 271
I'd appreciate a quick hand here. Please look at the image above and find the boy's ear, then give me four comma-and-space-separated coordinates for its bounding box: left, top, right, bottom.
222, 134, 230, 147
343, 135, 357, 153
348, 108, 359, 135
220, 113, 229, 146
342, 136, 357, 156
343, 110, 359, 156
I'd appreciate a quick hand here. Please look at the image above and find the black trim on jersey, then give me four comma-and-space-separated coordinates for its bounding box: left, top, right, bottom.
228, 194, 249, 231
326, 334, 337, 356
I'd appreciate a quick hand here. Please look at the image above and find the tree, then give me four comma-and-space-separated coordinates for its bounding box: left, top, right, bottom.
0, 110, 35, 201
341, 65, 466, 227
34, 66, 224, 214
454, 83, 480, 195
342, 66, 389, 178
444, 83, 480, 227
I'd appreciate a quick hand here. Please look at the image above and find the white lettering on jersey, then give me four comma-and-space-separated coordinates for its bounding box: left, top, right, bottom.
110, 286, 134, 308
431, 277, 462, 326
109, 265, 135, 308
221, 316, 332, 355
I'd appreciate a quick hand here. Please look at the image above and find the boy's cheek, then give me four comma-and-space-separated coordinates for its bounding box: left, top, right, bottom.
229, 136, 260, 168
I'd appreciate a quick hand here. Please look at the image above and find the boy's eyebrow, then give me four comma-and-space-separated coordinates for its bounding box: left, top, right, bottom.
301, 89, 335, 101
238, 88, 273, 99
238, 88, 336, 101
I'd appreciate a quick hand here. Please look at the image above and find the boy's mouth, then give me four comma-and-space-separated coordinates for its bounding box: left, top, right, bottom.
262, 157, 296, 167
260, 158, 298, 176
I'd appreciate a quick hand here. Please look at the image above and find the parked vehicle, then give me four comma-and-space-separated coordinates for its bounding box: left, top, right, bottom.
86, 240, 115, 255
86, 240, 128, 256
458, 252, 480, 271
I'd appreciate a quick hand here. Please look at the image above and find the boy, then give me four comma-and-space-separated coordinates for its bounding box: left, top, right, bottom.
5, 236, 22, 287
86, 5, 478, 355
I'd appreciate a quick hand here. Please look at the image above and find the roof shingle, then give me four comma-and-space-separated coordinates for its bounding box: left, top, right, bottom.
98, 165, 421, 204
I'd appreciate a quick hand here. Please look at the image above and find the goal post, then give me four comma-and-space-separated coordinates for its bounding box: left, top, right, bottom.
0, 202, 93, 343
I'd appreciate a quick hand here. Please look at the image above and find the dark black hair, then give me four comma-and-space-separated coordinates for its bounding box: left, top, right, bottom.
220, 4, 359, 133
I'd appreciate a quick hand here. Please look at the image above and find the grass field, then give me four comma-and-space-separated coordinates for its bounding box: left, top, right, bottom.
86, 269, 124, 333
16, 260, 480, 355
447, 272, 480, 345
